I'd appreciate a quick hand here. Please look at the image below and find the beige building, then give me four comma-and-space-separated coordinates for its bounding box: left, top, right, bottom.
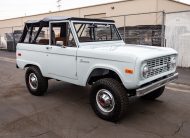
0, 0, 190, 29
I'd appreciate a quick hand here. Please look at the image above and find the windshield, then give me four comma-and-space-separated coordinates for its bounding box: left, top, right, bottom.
73, 22, 122, 42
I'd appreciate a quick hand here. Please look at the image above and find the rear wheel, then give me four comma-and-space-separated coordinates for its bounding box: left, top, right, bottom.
25, 66, 48, 96
141, 86, 165, 100
90, 78, 129, 122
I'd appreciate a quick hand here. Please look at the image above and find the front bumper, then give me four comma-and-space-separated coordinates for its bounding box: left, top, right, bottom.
136, 73, 178, 97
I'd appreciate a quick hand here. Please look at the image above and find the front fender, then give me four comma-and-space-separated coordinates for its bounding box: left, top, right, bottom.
85, 64, 125, 84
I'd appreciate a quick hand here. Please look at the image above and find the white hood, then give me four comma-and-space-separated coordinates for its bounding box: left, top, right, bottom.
78, 41, 177, 63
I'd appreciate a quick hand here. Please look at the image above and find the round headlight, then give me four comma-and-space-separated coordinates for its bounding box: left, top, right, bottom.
169, 56, 176, 70
171, 56, 176, 64
142, 64, 149, 78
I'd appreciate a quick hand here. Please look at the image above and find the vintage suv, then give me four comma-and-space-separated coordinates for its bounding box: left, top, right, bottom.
16, 16, 178, 121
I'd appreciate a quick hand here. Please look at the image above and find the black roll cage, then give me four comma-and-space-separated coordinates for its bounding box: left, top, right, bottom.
19, 16, 116, 43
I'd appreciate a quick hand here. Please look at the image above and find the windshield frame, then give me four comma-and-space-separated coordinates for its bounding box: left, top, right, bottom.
71, 21, 122, 43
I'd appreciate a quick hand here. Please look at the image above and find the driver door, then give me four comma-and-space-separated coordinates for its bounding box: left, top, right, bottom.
46, 21, 78, 80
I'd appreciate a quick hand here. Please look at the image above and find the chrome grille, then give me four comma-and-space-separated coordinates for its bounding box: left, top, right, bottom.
147, 56, 171, 78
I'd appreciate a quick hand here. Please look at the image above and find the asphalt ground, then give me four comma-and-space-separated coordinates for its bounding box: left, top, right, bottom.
0, 50, 190, 138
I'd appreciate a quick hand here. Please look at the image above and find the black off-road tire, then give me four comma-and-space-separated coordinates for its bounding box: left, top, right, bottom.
25, 66, 48, 96
141, 86, 165, 100
90, 78, 129, 122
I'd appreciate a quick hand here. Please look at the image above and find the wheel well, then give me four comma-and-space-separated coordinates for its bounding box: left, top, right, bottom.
87, 68, 122, 85
24, 64, 40, 70
24, 64, 49, 79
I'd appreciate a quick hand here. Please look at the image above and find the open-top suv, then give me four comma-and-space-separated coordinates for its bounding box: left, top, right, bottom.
16, 16, 178, 121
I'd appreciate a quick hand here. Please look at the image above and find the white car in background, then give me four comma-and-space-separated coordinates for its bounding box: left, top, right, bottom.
16, 17, 178, 122
0, 36, 7, 49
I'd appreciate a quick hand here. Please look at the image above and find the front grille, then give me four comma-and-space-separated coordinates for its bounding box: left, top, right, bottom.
147, 56, 171, 78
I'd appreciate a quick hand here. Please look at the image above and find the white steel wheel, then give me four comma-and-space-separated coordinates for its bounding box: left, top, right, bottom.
29, 73, 38, 90
90, 78, 129, 122
96, 89, 115, 113
25, 66, 48, 96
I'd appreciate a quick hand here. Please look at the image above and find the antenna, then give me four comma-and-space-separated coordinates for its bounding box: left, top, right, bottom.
57, 0, 62, 11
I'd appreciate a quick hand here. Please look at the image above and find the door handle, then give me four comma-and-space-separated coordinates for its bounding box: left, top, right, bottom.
46, 47, 52, 50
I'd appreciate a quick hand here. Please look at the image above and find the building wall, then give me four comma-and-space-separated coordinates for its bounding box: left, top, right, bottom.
79, 0, 157, 17
0, 0, 190, 31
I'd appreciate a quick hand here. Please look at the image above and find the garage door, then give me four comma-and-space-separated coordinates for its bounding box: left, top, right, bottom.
165, 11, 190, 67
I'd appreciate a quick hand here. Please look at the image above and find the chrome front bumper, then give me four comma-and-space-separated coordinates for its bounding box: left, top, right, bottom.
136, 73, 178, 97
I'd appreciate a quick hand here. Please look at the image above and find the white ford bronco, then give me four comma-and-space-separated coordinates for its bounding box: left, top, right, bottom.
16, 16, 178, 121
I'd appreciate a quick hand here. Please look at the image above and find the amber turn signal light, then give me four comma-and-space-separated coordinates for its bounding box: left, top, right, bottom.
125, 68, 134, 74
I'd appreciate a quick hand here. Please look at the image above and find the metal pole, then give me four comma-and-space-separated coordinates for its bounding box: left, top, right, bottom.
161, 11, 166, 47
12, 26, 15, 52
124, 15, 126, 43
156, 0, 158, 24
0, 34, 1, 49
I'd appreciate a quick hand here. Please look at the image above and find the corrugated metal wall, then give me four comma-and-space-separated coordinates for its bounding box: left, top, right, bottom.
165, 11, 190, 67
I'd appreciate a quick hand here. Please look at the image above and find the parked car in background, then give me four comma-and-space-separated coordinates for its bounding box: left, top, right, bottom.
0, 36, 7, 49
4, 30, 23, 51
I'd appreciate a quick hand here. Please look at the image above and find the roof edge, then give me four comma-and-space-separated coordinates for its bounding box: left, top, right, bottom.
0, 0, 128, 21
25, 16, 115, 25
169, 0, 190, 6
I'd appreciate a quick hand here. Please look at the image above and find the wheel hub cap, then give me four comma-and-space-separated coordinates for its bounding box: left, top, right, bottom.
96, 89, 115, 113
29, 73, 38, 90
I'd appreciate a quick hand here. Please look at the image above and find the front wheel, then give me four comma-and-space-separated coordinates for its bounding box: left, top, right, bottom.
25, 66, 48, 96
141, 86, 165, 100
90, 78, 129, 122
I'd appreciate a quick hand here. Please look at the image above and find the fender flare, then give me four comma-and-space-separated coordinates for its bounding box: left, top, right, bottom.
84, 64, 125, 85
